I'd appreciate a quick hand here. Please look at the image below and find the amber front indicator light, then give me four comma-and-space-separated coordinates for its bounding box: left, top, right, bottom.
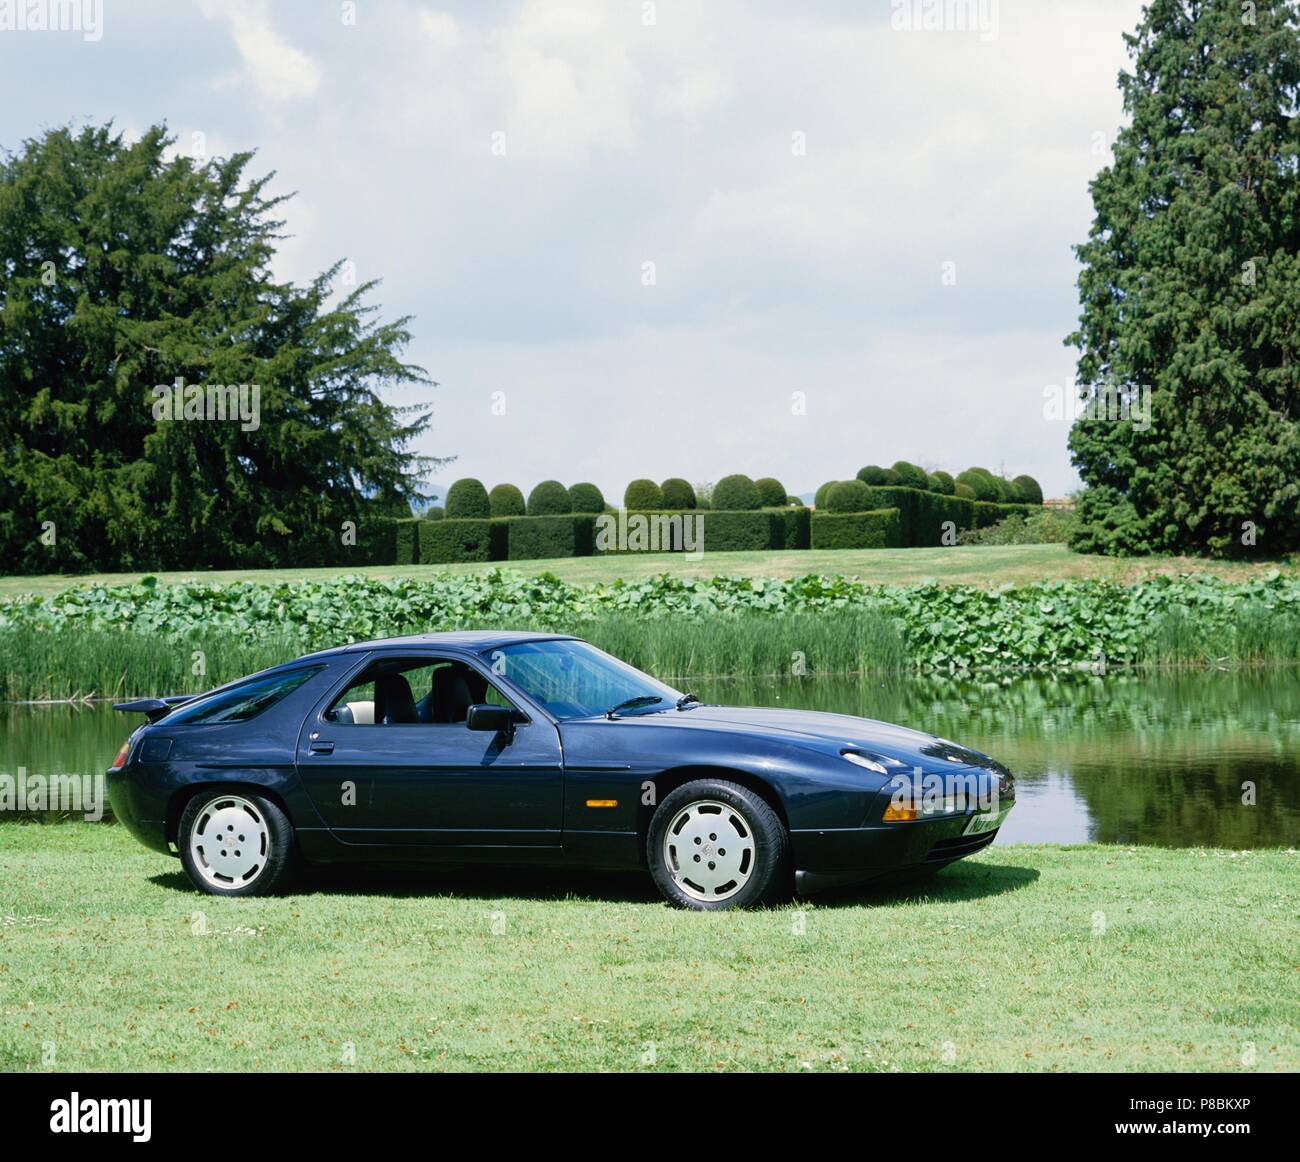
111, 740, 131, 770
881, 802, 919, 822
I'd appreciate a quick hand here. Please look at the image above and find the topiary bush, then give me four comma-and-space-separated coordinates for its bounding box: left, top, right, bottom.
624, 478, 664, 509
856, 465, 889, 486
954, 481, 976, 500
928, 471, 956, 496
890, 460, 931, 490
713, 474, 760, 511
423, 505, 445, 521
488, 483, 526, 518
660, 478, 697, 509
568, 482, 605, 513
825, 479, 873, 513
785, 495, 805, 507
814, 481, 838, 509
445, 478, 490, 520
527, 479, 572, 516
1012, 474, 1044, 505
755, 477, 786, 507
956, 469, 999, 503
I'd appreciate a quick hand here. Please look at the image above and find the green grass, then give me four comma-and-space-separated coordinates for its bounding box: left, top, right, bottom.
1, 825, 1294, 1072
4, 544, 1297, 598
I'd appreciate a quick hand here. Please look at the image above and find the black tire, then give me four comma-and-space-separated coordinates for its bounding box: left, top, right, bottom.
178, 789, 297, 897
647, 779, 790, 910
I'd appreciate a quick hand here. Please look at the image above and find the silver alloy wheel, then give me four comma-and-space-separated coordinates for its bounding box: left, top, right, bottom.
662, 799, 756, 902
189, 795, 270, 889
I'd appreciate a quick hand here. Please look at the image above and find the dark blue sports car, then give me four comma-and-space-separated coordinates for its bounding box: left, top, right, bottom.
107, 632, 1014, 910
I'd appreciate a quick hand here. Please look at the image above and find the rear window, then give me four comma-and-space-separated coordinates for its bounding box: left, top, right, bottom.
164, 667, 323, 725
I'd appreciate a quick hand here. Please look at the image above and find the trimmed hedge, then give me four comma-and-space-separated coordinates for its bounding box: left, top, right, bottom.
393, 518, 420, 565
855, 486, 973, 547
811, 508, 903, 549
489, 483, 526, 517
527, 479, 572, 516
890, 460, 930, 490
702, 509, 781, 551
507, 514, 595, 560
625, 479, 664, 509
826, 480, 872, 513
713, 474, 761, 511
755, 477, 786, 507
660, 477, 697, 509
419, 518, 495, 563
856, 465, 889, 486
1013, 475, 1044, 505
928, 470, 956, 496
956, 469, 999, 502
445, 478, 490, 519
568, 482, 606, 513
771, 505, 811, 550
356, 516, 420, 565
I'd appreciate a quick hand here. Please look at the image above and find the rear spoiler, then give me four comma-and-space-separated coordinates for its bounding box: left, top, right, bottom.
113, 695, 196, 723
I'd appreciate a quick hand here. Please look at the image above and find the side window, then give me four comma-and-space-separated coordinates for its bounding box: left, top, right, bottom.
167, 667, 323, 725
324, 657, 512, 725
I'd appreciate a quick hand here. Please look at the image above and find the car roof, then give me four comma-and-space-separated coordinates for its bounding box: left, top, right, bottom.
295, 629, 578, 662
144, 632, 581, 719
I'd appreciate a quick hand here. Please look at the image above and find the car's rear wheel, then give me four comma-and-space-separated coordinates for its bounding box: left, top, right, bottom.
178, 790, 296, 897
648, 779, 789, 910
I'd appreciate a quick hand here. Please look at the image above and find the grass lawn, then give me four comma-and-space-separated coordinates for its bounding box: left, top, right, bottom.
1, 825, 1294, 1072
3, 544, 1297, 598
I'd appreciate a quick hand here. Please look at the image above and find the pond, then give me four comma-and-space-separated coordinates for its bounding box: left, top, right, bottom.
2, 670, 1297, 848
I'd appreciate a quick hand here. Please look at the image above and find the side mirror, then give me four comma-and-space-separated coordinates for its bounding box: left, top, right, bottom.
467, 704, 515, 736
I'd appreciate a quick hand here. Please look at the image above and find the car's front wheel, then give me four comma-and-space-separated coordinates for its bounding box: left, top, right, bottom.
648, 779, 789, 910
178, 790, 297, 897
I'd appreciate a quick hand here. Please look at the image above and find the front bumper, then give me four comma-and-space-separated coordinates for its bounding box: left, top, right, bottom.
790, 801, 1013, 894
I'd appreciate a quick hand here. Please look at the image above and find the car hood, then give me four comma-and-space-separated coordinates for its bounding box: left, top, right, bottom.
639, 705, 1005, 772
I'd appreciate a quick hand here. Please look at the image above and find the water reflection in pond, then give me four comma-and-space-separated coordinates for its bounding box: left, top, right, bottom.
2, 670, 1298, 848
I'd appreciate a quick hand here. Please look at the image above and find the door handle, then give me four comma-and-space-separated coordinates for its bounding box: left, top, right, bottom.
309, 740, 335, 754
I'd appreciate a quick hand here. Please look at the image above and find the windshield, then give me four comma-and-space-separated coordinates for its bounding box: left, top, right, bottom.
483, 639, 682, 720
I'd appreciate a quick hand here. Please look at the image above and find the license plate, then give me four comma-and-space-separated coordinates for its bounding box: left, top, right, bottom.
962, 806, 1011, 836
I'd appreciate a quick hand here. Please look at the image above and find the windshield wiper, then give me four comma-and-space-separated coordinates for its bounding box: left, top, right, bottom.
605, 695, 663, 719
675, 692, 701, 710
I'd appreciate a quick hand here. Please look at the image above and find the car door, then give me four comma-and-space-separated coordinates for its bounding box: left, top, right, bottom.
295, 650, 564, 848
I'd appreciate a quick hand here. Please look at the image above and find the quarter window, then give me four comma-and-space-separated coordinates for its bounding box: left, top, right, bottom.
166, 667, 323, 725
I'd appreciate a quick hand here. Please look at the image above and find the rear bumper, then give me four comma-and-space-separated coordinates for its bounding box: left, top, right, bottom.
790, 806, 1010, 894
106, 766, 171, 854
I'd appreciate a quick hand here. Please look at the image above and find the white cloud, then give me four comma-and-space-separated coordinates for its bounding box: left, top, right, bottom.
198, 0, 321, 101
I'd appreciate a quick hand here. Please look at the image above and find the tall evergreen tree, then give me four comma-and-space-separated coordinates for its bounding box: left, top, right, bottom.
1068, 0, 1300, 555
0, 123, 445, 572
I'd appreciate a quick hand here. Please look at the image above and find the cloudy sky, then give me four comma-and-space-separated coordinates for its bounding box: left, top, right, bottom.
1, 0, 1147, 500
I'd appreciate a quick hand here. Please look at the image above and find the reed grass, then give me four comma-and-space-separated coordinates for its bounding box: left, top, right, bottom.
4, 600, 1300, 702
